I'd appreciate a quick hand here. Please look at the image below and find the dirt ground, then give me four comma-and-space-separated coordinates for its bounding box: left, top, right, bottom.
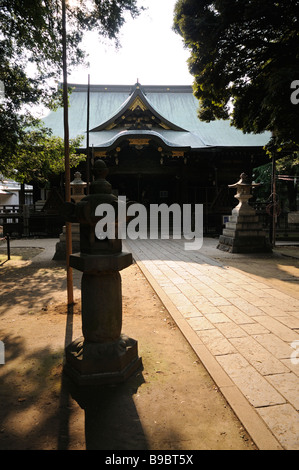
0, 244, 260, 450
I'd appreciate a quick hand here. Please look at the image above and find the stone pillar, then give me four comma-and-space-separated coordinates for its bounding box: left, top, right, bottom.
63, 160, 142, 385
81, 271, 122, 343
217, 173, 272, 253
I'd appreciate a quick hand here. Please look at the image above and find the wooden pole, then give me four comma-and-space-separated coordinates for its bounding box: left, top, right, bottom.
62, 0, 73, 306
272, 154, 277, 248
6, 234, 10, 261
86, 74, 90, 195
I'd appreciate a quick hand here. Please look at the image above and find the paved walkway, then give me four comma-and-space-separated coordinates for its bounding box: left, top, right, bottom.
4, 237, 298, 449
124, 238, 299, 450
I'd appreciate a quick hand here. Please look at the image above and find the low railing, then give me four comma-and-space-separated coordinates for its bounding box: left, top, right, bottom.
0, 204, 43, 215
0, 204, 65, 237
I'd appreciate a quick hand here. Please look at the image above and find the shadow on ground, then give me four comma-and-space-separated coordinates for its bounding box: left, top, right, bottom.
0, 333, 148, 450
64, 371, 148, 450
0, 257, 80, 315
0, 334, 65, 450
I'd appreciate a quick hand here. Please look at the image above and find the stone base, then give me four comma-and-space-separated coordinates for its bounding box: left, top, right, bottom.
52, 240, 81, 260
64, 334, 142, 386
217, 234, 272, 253
217, 210, 272, 254
52, 224, 80, 260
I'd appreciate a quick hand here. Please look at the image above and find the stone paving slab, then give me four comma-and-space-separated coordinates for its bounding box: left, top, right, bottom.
124, 238, 299, 450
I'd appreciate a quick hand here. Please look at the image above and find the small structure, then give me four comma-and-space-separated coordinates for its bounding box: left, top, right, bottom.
53, 172, 87, 260
63, 160, 142, 385
70, 171, 88, 203
0, 177, 33, 206
217, 173, 272, 253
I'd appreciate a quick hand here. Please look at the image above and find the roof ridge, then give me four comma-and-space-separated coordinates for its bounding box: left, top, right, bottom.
59, 82, 193, 94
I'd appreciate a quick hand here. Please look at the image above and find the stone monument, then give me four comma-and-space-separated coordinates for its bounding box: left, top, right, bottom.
63, 160, 142, 385
217, 173, 272, 253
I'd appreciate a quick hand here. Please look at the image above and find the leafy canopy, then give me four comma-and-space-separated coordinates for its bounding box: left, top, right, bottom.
3, 127, 86, 185
0, 0, 141, 181
174, 0, 299, 152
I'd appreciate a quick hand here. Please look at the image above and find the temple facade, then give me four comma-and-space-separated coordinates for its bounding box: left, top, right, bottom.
43, 82, 271, 233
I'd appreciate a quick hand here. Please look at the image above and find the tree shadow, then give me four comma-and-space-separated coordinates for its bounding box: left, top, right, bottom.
0, 258, 81, 315
125, 237, 299, 288
0, 250, 149, 450
0, 334, 67, 450
0, 317, 147, 450
212, 247, 299, 296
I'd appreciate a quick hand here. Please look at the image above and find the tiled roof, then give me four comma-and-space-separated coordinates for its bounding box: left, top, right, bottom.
42, 82, 271, 150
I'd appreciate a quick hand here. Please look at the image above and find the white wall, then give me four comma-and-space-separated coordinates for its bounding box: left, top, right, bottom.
0, 178, 33, 206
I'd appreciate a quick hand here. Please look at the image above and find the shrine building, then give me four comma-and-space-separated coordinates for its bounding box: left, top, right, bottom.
43, 82, 271, 233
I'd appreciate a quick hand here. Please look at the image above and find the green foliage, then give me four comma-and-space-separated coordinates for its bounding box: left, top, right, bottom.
3, 125, 86, 184
174, 0, 299, 152
276, 153, 299, 175
0, 0, 141, 177
254, 152, 299, 210
253, 162, 272, 199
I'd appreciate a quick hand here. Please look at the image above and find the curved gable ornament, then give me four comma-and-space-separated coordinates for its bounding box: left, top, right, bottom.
90, 83, 187, 133
129, 96, 147, 112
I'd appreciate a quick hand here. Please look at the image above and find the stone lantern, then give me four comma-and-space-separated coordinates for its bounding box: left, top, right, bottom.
217, 173, 272, 253
70, 171, 87, 203
63, 160, 142, 385
53, 171, 87, 260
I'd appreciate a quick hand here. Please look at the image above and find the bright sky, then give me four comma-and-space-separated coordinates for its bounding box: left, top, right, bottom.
67, 0, 193, 86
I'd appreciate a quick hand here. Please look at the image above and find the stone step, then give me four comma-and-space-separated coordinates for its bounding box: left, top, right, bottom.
223, 229, 267, 238
225, 222, 263, 231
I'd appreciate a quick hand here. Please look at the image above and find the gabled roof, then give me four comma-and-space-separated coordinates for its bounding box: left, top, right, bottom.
42, 82, 271, 150
89, 83, 186, 132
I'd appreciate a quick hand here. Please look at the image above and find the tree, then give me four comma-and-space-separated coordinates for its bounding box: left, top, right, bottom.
0, 0, 141, 176
173, 0, 299, 153
253, 157, 299, 211
3, 126, 86, 186
276, 155, 299, 211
